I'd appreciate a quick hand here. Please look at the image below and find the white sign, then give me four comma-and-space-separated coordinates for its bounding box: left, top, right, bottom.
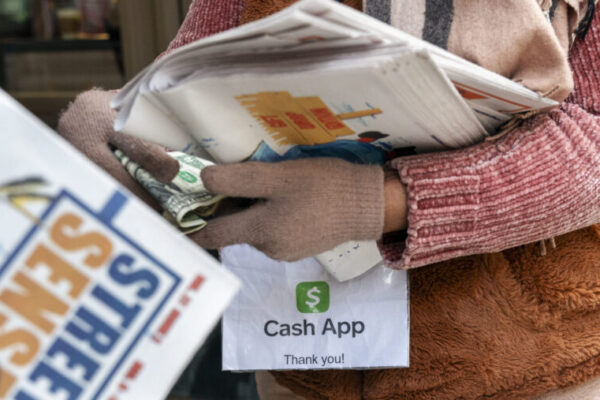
0, 90, 240, 400
221, 244, 409, 371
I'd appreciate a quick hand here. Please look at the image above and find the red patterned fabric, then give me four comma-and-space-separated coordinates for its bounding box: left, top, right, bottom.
159, 0, 245, 58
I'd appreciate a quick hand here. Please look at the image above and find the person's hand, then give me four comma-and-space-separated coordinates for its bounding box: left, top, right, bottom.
57, 89, 179, 209
191, 158, 386, 261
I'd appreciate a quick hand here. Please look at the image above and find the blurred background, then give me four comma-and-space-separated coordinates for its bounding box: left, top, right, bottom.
0, 0, 192, 127
0, 1, 259, 398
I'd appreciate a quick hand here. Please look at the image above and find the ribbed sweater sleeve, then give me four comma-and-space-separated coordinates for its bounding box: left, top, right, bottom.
380, 12, 600, 269
160, 0, 245, 57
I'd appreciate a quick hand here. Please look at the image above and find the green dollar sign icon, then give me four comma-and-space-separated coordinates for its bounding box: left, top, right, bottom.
296, 281, 329, 313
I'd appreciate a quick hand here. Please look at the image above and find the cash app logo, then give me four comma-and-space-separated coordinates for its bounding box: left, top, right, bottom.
296, 281, 329, 313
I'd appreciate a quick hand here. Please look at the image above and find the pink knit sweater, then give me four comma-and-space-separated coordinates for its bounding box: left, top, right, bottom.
381, 12, 600, 269
166, 1, 600, 270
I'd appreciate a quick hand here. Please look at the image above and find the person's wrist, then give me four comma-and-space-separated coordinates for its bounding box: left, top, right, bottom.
326, 162, 385, 242
383, 170, 408, 233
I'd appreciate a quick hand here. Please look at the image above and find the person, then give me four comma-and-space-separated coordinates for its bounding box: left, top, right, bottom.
57, 0, 600, 398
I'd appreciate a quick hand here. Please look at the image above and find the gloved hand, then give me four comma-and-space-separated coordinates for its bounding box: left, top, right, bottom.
191, 158, 385, 261
57, 89, 179, 209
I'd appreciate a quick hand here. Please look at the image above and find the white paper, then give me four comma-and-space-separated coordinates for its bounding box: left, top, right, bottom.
314, 241, 383, 282
113, 0, 556, 123
155, 50, 483, 163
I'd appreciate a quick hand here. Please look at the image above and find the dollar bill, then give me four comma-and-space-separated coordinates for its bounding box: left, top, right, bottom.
114, 150, 223, 234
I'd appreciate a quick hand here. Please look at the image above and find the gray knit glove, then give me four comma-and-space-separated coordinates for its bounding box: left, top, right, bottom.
192, 159, 385, 261
57, 89, 179, 209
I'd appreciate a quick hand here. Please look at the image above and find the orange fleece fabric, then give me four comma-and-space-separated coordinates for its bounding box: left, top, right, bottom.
273, 227, 600, 399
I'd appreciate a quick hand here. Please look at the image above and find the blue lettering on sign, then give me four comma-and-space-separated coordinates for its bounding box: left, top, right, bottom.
0, 190, 181, 399
108, 254, 159, 299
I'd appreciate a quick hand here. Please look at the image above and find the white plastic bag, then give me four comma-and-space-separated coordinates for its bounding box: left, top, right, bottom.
221, 244, 409, 371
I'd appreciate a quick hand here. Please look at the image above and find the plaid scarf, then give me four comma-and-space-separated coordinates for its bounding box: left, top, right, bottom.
366, 0, 596, 45
362, 0, 597, 101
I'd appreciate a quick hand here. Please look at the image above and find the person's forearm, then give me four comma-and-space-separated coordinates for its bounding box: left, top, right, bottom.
380, 104, 600, 269
379, 11, 600, 270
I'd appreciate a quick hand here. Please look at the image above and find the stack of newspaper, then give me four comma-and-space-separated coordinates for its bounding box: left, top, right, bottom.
111, 0, 557, 280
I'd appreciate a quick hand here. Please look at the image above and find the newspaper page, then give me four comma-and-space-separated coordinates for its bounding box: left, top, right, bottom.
113, 0, 556, 136
0, 90, 240, 399
127, 50, 485, 164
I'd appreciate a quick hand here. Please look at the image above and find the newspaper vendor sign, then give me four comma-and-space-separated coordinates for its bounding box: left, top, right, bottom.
0, 90, 240, 400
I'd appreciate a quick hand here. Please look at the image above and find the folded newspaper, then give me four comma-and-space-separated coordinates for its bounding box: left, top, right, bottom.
111, 0, 558, 281
0, 89, 240, 399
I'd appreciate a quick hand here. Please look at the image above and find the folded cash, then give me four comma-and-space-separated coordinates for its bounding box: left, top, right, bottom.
114, 150, 223, 233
